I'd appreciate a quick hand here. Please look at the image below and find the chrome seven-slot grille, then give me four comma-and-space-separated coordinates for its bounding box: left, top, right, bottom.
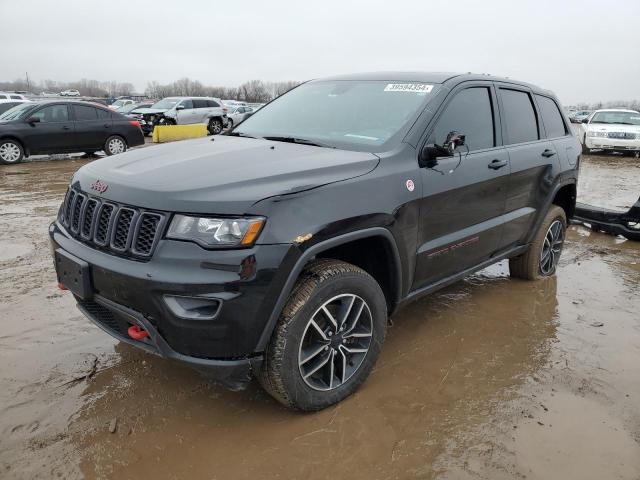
60, 189, 166, 258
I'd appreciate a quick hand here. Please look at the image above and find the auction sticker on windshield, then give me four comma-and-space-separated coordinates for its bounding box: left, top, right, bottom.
384, 83, 433, 93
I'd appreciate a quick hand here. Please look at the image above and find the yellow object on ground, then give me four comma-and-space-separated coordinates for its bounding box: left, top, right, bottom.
152, 124, 208, 143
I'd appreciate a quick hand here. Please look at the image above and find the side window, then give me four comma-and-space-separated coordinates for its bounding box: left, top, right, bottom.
207, 100, 220, 108
429, 87, 495, 151
32, 105, 69, 122
179, 99, 194, 109
500, 89, 539, 144
535, 95, 567, 138
73, 105, 98, 121
0, 95, 7, 99
96, 108, 111, 119
193, 99, 207, 108
10, 95, 22, 100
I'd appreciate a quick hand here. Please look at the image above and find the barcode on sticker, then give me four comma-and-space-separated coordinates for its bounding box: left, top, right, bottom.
384, 83, 433, 93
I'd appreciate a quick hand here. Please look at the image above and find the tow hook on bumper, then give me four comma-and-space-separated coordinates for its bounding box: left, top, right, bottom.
572, 196, 640, 241
128, 325, 150, 340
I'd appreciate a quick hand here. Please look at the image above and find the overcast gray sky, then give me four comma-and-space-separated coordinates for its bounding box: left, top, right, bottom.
1, 0, 638, 104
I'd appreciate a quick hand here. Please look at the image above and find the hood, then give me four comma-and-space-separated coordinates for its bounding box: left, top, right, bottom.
134, 107, 169, 115
586, 123, 640, 134
74, 135, 379, 214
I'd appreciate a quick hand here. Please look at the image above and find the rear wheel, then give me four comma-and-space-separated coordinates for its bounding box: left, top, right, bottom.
258, 259, 387, 411
208, 118, 223, 135
104, 136, 127, 156
509, 205, 567, 280
0, 139, 24, 164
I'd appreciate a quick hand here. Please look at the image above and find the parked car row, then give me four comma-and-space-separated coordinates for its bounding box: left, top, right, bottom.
0, 100, 145, 164
568, 110, 592, 123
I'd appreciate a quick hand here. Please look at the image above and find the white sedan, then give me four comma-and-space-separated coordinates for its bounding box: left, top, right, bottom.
580, 109, 640, 155
60, 89, 81, 97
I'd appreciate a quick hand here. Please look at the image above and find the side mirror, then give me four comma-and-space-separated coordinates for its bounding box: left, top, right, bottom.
443, 131, 466, 154
176, 105, 185, 110
26, 116, 40, 124
581, 118, 588, 124
419, 144, 448, 168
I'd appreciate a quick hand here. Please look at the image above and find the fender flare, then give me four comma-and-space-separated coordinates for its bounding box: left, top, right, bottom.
254, 227, 403, 351
524, 177, 577, 245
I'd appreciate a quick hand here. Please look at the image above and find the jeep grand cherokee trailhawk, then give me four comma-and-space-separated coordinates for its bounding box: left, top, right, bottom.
50, 72, 579, 411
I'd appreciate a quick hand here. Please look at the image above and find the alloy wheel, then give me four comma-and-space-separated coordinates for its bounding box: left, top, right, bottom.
298, 294, 373, 391
540, 219, 564, 275
0, 142, 21, 163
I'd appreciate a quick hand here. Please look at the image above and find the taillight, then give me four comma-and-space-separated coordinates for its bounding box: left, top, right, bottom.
129, 120, 141, 128
223, 107, 228, 113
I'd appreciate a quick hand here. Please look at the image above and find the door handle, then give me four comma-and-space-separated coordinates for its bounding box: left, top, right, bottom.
62, 125, 70, 130
541, 149, 556, 158
488, 159, 508, 170
104, 123, 111, 128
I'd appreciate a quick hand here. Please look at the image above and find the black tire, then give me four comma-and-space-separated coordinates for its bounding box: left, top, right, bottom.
0, 139, 25, 165
509, 205, 567, 280
208, 118, 223, 135
581, 135, 591, 154
103, 135, 127, 156
258, 259, 387, 411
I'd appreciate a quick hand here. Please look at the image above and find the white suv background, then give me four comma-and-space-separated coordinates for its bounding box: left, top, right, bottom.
580, 109, 640, 155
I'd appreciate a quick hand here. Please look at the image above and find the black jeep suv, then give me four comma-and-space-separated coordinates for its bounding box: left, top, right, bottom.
50, 73, 579, 410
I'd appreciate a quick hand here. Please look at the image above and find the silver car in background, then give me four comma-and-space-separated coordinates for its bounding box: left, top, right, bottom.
135, 97, 228, 135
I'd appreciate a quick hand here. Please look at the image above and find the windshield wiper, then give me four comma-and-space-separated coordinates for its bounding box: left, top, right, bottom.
263, 136, 336, 149
225, 131, 260, 139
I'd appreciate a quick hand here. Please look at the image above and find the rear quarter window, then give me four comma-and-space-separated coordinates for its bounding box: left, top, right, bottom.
500, 88, 539, 144
535, 95, 568, 138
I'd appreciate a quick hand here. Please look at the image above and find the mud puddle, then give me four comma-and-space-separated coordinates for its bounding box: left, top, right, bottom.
1, 152, 639, 479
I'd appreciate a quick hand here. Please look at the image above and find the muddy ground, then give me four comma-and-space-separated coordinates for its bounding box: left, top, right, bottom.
0, 142, 639, 479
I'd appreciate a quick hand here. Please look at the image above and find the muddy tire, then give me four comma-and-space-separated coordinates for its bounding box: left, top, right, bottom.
104, 135, 127, 156
208, 118, 223, 135
0, 139, 24, 165
509, 205, 567, 280
258, 259, 387, 411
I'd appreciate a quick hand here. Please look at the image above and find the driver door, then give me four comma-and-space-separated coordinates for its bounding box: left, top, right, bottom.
175, 99, 195, 124
413, 84, 510, 289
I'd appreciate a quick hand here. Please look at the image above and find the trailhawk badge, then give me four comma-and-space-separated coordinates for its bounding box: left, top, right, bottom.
405, 179, 415, 192
90, 179, 109, 193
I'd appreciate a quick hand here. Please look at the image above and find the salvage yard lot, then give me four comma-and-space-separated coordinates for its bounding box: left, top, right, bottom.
0, 141, 639, 479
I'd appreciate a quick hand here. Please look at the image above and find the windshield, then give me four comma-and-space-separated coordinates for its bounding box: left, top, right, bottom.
119, 103, 140, 113
152, 98, 181, 109
234, 80, 437, 151
112, 100, 127, 108
590, 111, 640, 125
0, 102, 34, 120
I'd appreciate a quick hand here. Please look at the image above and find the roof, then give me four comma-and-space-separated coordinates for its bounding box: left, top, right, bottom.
311, 71, 548, 93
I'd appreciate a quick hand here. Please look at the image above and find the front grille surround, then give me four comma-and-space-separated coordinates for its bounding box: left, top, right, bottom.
59, 188, 166, 260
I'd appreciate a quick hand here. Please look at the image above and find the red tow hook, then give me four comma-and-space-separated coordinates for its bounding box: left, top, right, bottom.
57, 282, 67, 290
128, 325, 149, 340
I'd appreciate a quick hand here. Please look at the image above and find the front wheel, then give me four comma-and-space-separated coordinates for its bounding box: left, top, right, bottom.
258, 259, 387, 411
509, 205, 567, 280
104, 136, 127, 156
0, 139, 24, 165
208, 118, 223, 135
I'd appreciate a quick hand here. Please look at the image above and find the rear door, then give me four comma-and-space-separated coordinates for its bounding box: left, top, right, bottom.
414, 83, 509, 288
496, 86, 558, 247
72, 104, 112, 149
192, 99, 210, 123
23, 104, 75, 153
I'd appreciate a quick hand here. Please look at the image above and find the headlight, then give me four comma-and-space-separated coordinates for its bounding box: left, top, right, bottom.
167, 215, 265, 247
587, 130, 606, 138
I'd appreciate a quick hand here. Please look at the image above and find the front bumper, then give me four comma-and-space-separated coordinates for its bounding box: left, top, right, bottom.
49, 221, 294, 388
585, 136, 640, 151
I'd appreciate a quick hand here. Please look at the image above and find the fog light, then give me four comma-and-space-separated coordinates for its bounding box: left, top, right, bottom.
163, 295, 221, 320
